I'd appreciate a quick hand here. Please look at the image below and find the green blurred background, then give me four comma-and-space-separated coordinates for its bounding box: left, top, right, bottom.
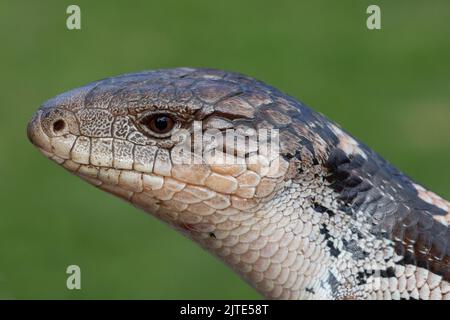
0, 0, 449, 299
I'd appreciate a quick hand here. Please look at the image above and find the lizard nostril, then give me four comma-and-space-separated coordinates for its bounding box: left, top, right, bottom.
53, 119, 66, 133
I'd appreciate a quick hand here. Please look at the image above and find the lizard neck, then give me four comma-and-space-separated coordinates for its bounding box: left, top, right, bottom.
184, 147, 450, 300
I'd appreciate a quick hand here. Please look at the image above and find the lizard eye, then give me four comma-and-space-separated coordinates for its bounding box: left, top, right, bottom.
139, 113, 176, 137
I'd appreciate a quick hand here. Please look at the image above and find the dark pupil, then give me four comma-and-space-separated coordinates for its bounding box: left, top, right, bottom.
154, 116, 168, 131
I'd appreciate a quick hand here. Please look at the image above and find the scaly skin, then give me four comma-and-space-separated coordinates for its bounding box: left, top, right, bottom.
27, 68, 450, 299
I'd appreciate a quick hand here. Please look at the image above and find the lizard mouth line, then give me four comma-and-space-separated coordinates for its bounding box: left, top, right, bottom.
37, 146, 189, 194
35, 146, 278, 206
